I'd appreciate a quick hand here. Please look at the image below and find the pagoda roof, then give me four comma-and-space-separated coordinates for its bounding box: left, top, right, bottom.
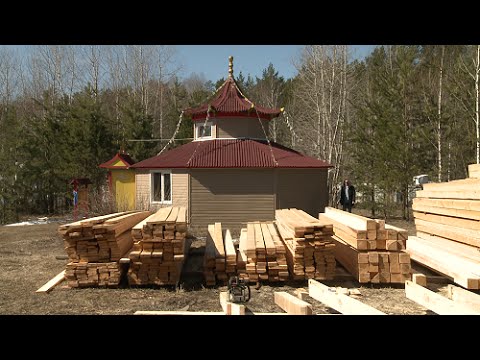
183, 57, 282, 121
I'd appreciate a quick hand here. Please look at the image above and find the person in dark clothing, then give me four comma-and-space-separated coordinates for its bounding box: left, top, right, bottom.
338, 179, 356, 213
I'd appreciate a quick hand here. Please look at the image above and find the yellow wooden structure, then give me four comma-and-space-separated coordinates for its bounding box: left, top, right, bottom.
99, 152, 136, 211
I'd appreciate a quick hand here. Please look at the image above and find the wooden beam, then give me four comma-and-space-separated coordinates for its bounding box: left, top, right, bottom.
415, 218, 480, 248
412, 273, 427, 286
416, 232, 480, 263
165, 206, 179, 223
324, 207, 376, 231
446, 284, 480, 312
308, 279, 386, 315
36, 270, 66, 294
407, 236, 480, 289
413, 197, 480, 212
274, 291, 313, 315
411, 266, 450, 284
319, 214, 367, 239
414, 211, 480, 231
145, 207, 172, 224
135, 311, 225, 315
468, 164, 480, 178
224, 228, 237, 261
416, 189, 480, 200
404, 280, 480, 315
260, 223, 276, 255
294, 288, 309, 301
219, 292, 245, 315
384, 224, 408, 240
412, 201, 480, 221
422, 178, 480, 191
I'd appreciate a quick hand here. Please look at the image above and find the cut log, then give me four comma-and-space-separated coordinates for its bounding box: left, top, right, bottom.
404, 280, 480, 315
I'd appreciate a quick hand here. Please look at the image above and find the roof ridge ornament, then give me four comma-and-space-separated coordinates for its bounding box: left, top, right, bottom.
228, 56, 233, 78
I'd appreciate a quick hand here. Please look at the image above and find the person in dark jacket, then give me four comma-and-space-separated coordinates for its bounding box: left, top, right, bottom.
338, 179, 356, 213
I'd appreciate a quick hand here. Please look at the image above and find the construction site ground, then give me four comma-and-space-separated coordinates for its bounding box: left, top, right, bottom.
0, 216, 452, 315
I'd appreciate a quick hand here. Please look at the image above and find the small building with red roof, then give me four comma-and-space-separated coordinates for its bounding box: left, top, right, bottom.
99, 151, 136, 211
131, 57, 332, 234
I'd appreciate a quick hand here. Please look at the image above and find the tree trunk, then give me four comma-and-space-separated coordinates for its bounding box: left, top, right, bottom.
476, 45, 480, 164
437, 45, 445, 181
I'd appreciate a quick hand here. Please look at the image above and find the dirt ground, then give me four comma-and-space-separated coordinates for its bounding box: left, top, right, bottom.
0, 217, 453, 315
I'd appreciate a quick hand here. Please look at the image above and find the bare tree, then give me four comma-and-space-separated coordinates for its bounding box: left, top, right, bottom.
437, 46, 445, 179
81, 45, 103, 101
293, 45, 350, 205
453, 45, 480, 165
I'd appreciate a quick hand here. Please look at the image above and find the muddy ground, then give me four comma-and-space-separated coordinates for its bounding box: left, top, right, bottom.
0, 217, 454, 315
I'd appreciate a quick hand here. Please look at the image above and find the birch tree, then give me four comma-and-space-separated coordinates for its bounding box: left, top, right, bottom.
293, 45, 350, 205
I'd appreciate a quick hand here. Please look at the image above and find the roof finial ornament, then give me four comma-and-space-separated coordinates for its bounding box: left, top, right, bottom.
228, 56, 234, 78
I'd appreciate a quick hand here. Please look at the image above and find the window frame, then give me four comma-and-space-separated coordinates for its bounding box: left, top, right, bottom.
196, 121, 213, 140
150, 170, 173, 204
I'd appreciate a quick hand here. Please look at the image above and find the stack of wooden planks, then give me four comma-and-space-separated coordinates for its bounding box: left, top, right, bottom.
319, 207, 407, 251
61, 211, 150, 262
320, 207, 411, 283
408, 164, 480, 289
236, 221, 289, 283
127, 207, 187, 286
65, 262, 122, 288
203, 223, 230, 285
275, 209, 336, 281
60, 211, 152, 288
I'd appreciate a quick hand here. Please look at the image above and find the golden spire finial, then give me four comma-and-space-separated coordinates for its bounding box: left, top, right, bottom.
228, 56, 233, 78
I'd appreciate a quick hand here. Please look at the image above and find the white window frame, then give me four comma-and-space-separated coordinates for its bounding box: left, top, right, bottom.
195, 121, 213, 140
150, 170, 172, 204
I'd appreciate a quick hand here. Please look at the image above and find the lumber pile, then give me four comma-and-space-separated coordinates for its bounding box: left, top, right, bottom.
61, 211, 151, 262
203, 223, 231, 285
127, 207, 187, 286
60, 211, 152, 288
320, 207, 411, 283
408, 166, 480, 289
275, 208, 336, 281
65, 262, 122, 288
236, 221, 289, 283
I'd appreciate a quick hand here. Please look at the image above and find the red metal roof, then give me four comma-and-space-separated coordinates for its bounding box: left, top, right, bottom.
131, 139, 332, 169
184, 77, 282, 121
99, 152, 136, 169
